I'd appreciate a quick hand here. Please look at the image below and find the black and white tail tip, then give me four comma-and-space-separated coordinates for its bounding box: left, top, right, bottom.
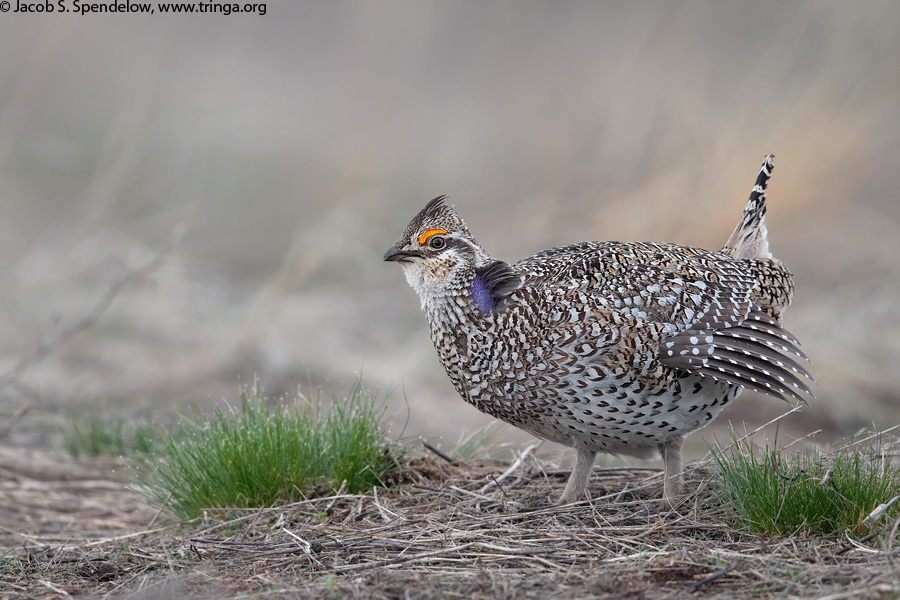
723, 154, 775, 260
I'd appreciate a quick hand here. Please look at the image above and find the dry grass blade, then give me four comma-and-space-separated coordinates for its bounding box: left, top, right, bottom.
0, 402, 30, 442
480, 442, 539, 494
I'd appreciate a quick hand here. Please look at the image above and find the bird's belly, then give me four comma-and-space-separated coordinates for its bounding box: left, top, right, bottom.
460, 374, 742, 458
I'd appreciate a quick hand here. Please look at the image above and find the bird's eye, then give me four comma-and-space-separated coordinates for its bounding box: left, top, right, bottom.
428, 235, 446, 249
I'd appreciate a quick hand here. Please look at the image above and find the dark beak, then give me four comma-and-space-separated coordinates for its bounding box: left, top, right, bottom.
383, 246, 421, 262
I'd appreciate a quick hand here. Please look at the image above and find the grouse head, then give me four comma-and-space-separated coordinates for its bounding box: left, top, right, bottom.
384, 197, 520, 312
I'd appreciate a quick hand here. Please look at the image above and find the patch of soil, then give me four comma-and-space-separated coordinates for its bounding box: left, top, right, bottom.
1, 447, 898, 599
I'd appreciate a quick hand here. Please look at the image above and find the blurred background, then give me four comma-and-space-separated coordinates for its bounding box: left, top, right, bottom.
1, 1, 898, 459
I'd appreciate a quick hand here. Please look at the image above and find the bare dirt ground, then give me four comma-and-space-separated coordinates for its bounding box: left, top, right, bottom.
2, 444, 899, 600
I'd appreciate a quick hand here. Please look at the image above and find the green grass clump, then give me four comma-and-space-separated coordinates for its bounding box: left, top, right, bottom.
133, 382, 402, 521
712, 433, 900, 537
64, 412, 161, 458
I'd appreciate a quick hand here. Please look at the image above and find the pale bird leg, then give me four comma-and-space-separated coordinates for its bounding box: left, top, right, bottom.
659, 435, 685, 507
559, 448, 597, 504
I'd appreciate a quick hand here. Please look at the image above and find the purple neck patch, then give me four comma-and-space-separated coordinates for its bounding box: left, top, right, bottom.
470, 275, 494, 312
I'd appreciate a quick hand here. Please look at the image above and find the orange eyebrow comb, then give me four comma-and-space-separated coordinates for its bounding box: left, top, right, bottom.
418, 228, 448, 245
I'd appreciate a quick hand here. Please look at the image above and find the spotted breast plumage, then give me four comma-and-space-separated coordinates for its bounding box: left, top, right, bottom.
384, 155, 814, 505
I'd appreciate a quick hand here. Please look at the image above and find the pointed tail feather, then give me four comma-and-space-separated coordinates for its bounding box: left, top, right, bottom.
722, 155, 774, 260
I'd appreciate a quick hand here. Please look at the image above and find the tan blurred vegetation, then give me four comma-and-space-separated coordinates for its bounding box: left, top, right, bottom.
0, 2, 898, 454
